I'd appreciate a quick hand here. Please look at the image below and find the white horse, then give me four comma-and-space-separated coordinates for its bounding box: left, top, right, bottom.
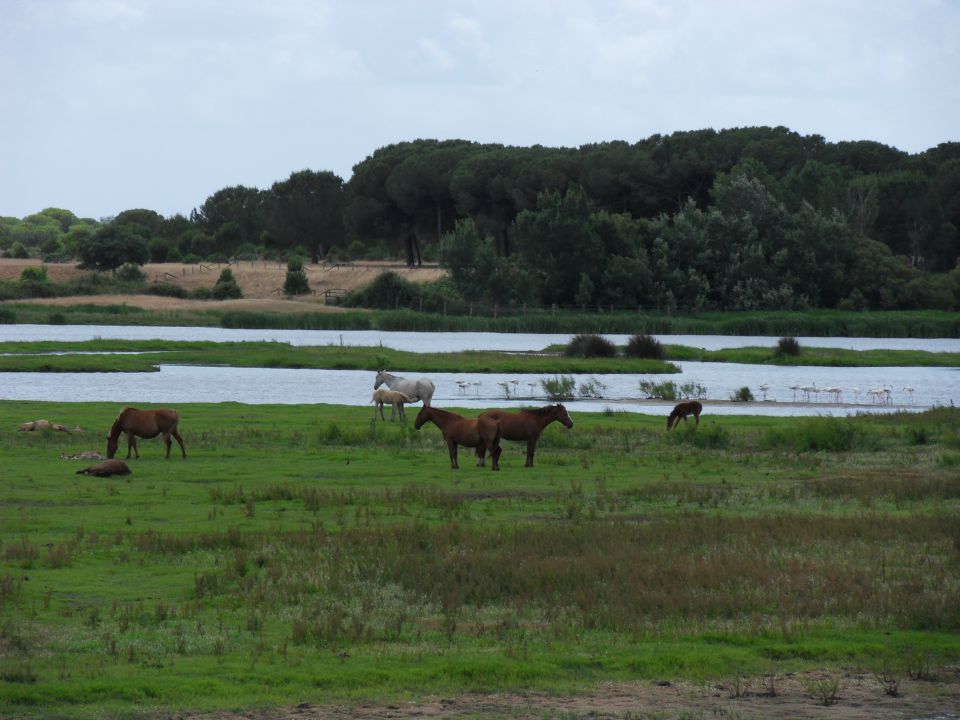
374, 370, 435, 407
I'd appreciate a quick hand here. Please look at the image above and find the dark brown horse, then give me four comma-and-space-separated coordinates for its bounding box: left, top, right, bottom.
667, 401, 702, 430
475, 404, 573, 467
414, 406, 502, 471
107, 407, 186, 459
77, 459, 132, 477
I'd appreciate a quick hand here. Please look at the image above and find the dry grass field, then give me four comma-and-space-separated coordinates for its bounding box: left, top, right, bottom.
0, 258, 444, 312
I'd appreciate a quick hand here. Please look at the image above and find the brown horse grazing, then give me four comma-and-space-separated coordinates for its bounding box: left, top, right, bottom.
414, 406, 503, 471
107, 407, 186, 459
475, 404, 573, 468
667, 401, 703, 430
77, 459, 132, 477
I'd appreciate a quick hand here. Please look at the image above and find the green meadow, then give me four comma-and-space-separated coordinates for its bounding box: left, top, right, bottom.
1, 399, 959, 718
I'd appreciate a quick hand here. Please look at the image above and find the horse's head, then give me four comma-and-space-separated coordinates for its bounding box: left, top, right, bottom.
413, 405, 431, 430
374, 370, 385, 389
554, 403, 574, 429
105, 434, 118, 459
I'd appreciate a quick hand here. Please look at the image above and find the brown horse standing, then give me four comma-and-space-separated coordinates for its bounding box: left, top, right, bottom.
667, 401, 703, 430
475, 404, 573, 467
107, 407, 186, 459
414, 406, 502, 471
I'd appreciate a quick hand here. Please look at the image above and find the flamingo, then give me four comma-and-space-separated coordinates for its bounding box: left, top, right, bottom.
903, 386, 914, 404
823, 386, 843, 404
788, 384, 799, 402
472, 380, 482, 397
455, 380, 469, 395
852, 387, 861, 403
527, 381, 538, 397
758, 383, 770, 401
497, 381, 511, 397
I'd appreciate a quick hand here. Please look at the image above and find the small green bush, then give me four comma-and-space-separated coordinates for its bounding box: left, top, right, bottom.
638, 380, 678, 400
777, 336, 801, 356
730, 386, 754, 402
624, 333, 665, 359
148, 282, 188, 298
564, 334, 616, 358
115, 263, 145, 282
541, 375, 576, 400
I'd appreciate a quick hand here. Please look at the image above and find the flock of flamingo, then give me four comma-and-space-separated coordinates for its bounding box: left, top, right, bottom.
456, 379, 539, 398
782, 383, 914, 405
455, 378, 915, 405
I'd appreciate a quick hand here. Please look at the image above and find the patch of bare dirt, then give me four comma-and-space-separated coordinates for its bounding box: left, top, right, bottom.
0, 258, 445, 312
179, 669, 960, 720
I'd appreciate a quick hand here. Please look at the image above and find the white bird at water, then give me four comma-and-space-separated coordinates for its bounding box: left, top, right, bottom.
903, 386, 914, 404
758, 383, 770, 401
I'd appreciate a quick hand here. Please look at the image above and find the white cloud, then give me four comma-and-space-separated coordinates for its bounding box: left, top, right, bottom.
0, 0, 957, 219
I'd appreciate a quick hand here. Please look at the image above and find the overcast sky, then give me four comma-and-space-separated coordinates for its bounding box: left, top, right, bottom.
1, 0, 958, 221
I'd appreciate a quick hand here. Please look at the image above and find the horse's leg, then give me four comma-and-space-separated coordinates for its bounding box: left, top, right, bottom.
378, 401, 385, 421
447, 440, 459, 469
491, 443, 502, 472
163, 432, 172, 458
525, 438, 537, 467
475, 446, 486, 467
694, 412, 700, 428
172, 429, 187, 458
126, 432, 139, 459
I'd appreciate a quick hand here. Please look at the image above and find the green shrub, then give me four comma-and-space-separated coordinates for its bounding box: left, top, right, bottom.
0, 306, 16, 323
624, 333, 665, 359
148, 282, 188, 298
564, 333, 616, 358
638, 380, 678, 400
284, 259, 310, 296
777, 336, 801, 356
213, 268, 243, 299
115, 263, 145, 283
182, 253, 201, 264
730, 386, 754, 402
540, 375, 576, 400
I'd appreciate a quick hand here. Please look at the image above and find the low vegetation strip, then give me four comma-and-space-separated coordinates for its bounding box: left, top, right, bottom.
0, 340, 679, 374
663, 344, 960, 367
1, 399, 958, 717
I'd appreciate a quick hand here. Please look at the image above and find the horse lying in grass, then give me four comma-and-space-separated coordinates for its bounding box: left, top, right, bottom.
475, 404, 573, 468
414, 406, 502, 471
77, 459, 131, 477
371, 388, 414, 421
107, 407, 186, 459
667, 401, 702, 430
19, 419, 72, 433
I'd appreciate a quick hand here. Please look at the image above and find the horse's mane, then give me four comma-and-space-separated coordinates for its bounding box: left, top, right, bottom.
424, 406, 458, 418
525, 404, 562, 416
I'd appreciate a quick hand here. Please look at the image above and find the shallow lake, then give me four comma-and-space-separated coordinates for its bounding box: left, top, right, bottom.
4, 324, 960, 353
1, 363, 956, 417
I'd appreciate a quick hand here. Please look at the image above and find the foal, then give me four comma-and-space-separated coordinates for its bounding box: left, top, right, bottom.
371, 388, 414, 421
666, 401, 703, 430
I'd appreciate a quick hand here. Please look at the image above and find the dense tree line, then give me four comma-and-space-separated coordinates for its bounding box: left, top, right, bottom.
1, 127, 958, 310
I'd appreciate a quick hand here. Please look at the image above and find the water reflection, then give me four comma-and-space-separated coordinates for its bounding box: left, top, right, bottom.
1, 364, 955, 417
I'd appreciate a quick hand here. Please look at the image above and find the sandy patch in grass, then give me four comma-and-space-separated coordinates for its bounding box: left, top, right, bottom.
0, 258, 445, 311
182, 669, 960, 720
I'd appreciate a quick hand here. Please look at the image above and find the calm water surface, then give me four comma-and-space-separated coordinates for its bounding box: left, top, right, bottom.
2, 363, 956, 416
2, 325, 957, 415
4, 324, 960, 353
